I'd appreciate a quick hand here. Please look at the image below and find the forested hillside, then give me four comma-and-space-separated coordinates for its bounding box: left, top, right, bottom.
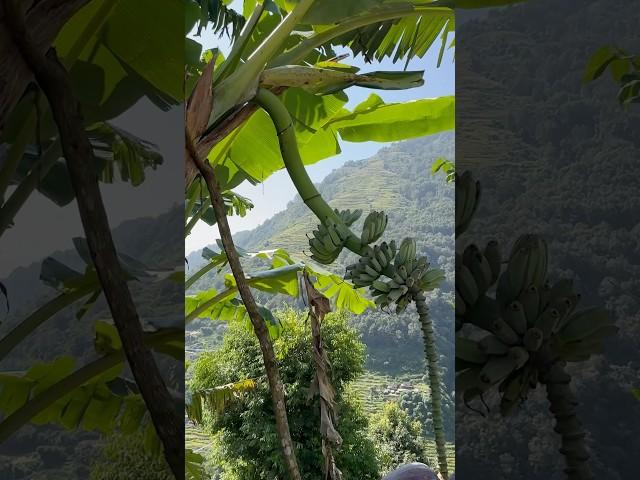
456, 1, 640, 478
187, 133, 455, 443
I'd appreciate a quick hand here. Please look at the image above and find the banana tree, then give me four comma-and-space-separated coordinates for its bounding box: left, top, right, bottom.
454, 171, 617, 480
184, 0, 458, 477
187, 1, 528, 477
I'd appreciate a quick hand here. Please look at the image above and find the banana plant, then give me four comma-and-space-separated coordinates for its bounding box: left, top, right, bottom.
187, 1, 528, 477
454, 171, 618, 480
0, 1, 185, 472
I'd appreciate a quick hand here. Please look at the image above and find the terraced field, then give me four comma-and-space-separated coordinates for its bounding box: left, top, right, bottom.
186, 423, 212, 455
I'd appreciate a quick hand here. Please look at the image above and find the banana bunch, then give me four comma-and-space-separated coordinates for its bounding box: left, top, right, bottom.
307, 221, 351, 265
345, 241, 396, 289
360, 211, 388, 245
496, 234, 548, 304
455, 171, 481, 238
455, 240, 501, 322
363, 239, 440, 315
334, 208, 362, 227
457, 272, 617, 415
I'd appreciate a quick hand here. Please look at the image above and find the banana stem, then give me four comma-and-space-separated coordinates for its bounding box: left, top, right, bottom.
253, 88, 364, 255
415, 293, 449, 480
0, 283, 97, 362
271, 5, 452, 67
542, 361, 593, 480
188, 133, 303, 480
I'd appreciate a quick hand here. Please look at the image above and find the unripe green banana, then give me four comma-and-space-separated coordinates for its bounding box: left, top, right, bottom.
388, 240, 397, 258
523, 327, 543, 352
536, 307, 562, 339
364, 264, 380, 278
510, 234, 548, 289
508, 346, 529, 370
491, 318, 520, 345
335, 208, 362, 226
375, 294, 390, 307
479, 355, 519, 386
456, 337, 488, 364
371, 280, 390, 293
518, 285, 540, 327
478, 334, 510, 355
397, 265, 408, 281
387, 286, 407, 303
457, 264, 479, 306
361, 211, 387, 245
374, 246, 388, 268
456, 171, 481, 237
482, 239, 501, 283
503, 301, 527, 335
464, 245, 493, 293
369, 256, 382, 272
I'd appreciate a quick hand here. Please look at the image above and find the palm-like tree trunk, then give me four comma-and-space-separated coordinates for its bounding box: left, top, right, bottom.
415, 293, 449, 480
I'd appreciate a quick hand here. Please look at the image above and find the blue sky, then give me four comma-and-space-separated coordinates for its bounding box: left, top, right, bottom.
186, 2, 455, 254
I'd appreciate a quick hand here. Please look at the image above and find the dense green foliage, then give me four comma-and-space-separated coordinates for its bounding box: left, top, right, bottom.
89, 433, 173, 480
369, 402, 431, 476
189, 309, 380, 480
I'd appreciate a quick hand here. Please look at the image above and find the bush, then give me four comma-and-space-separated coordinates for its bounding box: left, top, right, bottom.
369, 401, 431, 475
189, 308, 380, 480
89, 433, 173, 480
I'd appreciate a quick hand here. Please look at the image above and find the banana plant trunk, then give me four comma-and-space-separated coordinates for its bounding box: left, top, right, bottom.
542, 361, 593, 480
188, 152, 302, 480
415, 293, 449, 480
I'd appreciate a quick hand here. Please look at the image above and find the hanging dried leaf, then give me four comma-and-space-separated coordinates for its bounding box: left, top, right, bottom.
186, 55, 216, 141
303, 272, 342, 480
185, 54, 217, 187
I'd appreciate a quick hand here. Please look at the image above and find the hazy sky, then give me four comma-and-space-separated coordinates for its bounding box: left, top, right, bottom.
186, 2, 455, 254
